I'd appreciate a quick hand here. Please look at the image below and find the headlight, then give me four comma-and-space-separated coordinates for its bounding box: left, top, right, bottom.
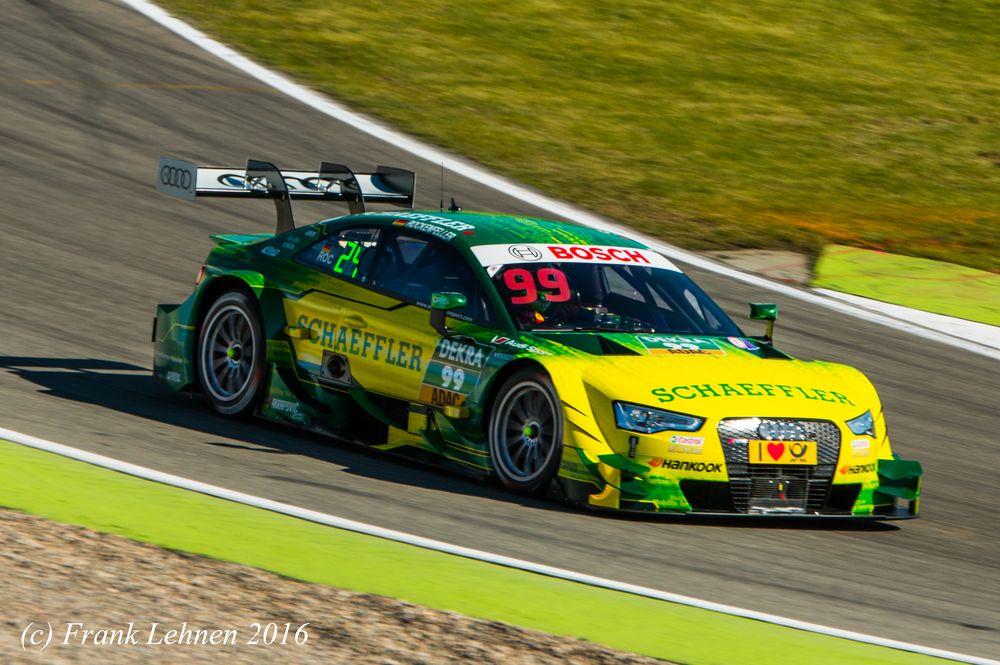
613, 402, 705, 434
846, 410, 876, 437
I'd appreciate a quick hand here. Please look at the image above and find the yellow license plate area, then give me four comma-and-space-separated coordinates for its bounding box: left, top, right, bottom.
748, 440, 817, 464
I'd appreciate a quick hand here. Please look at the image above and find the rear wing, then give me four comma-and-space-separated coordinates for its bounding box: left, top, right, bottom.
157, 157, 415, 234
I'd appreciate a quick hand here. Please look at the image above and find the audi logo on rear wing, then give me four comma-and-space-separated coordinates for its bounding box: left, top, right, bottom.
156, 157, 197, 201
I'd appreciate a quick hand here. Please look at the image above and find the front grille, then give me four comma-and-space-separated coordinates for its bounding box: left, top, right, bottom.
717, 418, 841, 514
717, 418, 841, 465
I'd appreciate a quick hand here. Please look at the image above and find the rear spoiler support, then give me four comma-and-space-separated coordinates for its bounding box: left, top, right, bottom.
157, 157, 415, 235
247, 159, 295, 234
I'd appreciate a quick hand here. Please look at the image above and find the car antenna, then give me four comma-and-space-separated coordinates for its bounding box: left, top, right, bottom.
439, 162, 444, 211
448, 197, 462, 212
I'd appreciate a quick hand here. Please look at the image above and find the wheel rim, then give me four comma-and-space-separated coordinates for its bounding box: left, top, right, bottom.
201, 304, 256, 403
493, 381, 558, 481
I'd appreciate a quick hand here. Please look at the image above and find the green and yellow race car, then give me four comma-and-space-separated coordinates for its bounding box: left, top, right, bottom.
152, 157, 922, 518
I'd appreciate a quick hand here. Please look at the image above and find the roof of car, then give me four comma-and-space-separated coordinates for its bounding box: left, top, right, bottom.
333, 210, 649, 251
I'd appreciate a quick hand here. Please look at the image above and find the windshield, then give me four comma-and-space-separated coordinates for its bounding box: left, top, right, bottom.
490, 262, 742, 335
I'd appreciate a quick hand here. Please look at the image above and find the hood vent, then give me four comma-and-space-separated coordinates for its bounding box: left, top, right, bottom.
535, 333, 639, 356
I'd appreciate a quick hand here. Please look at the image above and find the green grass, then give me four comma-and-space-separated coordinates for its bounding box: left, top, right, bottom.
0, 439, 949, 664
156, 0, 1000, 272
813, 244, 1000, 325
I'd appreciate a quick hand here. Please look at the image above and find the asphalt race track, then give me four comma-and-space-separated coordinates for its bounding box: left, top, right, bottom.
1, 1, 998, 659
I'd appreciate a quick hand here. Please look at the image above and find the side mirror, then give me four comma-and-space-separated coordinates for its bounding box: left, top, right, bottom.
748, 302, 778, 343
430, 292, 468, 336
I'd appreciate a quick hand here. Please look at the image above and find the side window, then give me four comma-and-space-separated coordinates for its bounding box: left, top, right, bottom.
371, 233, 493, 325
368, 235, 431, 290
295, 227, 380, 284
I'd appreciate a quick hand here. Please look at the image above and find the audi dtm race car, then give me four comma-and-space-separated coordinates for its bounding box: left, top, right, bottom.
152, 157, 922, 518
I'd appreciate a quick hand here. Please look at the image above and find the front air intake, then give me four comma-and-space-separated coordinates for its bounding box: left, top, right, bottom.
718, 418, 841, 514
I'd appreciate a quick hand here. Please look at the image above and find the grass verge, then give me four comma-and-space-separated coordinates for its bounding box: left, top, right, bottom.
812, 245, 1000, 325
0, 438, 949, 665
155, 0, 1000, 271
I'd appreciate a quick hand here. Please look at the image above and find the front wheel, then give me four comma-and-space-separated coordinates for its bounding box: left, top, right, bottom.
488, 369, 563, 495
197, 290, 265, 417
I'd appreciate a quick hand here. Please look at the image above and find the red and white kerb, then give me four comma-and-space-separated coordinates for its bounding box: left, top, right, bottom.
472, 243, 680, 271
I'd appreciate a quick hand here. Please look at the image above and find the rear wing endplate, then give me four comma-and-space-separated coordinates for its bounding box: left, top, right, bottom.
157, 157, 415, 235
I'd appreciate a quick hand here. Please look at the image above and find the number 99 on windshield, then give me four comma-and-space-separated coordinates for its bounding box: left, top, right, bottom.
503, 268, 570, 304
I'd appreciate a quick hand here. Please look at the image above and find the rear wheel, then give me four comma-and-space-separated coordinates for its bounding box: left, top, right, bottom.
197, 291, 265, 416
488, 369, 563, 495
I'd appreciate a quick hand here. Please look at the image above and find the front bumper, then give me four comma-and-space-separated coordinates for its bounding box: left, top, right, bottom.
558, 447, 922, 518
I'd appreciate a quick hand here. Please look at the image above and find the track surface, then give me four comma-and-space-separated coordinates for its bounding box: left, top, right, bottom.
1, 1, 997, 658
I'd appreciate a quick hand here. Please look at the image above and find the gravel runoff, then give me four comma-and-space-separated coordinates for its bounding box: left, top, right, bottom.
0, 510, 672, 664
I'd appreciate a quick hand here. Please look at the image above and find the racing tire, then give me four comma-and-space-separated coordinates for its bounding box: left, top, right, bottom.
488, 368, 564, 495
197, 290, 266, 417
